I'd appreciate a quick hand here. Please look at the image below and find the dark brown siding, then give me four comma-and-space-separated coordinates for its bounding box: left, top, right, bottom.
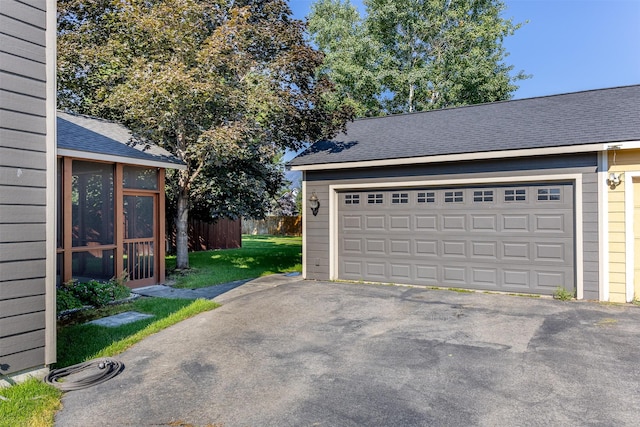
0, 0, 49, 375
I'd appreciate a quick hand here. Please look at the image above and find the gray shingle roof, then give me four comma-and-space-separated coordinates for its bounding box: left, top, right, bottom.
290, 85, 640, 167
57, 111, 184, 167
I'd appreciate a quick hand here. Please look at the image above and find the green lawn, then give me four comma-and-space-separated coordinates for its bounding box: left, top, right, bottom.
55, 298, 217, 368
166, 235, 302, 289
1, 234, 301, 426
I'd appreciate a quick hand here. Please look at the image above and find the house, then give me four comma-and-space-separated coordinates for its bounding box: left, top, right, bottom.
290, 85, 640, 302
1, 0, 56, 383
57, 111, 185, 289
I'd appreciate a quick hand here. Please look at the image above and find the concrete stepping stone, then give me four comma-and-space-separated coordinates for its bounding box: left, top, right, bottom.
87, 311, 154, 327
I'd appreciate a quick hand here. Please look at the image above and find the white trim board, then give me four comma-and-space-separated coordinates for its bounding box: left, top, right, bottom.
292, 141, 640, 172
328, 173, 585, 299
57, 148, 187, 170
598, 152, 610, 301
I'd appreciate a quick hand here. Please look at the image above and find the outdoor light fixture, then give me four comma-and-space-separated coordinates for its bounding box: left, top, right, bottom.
308, 192, 320, 216
607, 172, 622, 188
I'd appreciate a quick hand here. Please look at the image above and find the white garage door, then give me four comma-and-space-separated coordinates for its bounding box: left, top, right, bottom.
338, 183, 575, 294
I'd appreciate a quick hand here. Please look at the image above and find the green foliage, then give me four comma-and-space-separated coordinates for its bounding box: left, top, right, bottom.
56, 298, 217, 368
553, 287, 574, 301
57, 0, 353, 268
308, 0, 529, 116
166, 235, 302, 289
59, 279, 131, 310
56, 288, 84, 312
0, 378, 61, 427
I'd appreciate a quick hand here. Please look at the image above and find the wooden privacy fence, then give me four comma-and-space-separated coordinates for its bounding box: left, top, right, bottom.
168, 218, 242, 252
242, 216, 302, 236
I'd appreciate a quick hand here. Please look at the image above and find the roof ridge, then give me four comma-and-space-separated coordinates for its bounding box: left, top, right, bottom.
351, 84, 640, 123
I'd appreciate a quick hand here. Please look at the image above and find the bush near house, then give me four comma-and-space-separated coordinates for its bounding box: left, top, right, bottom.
57, 279, 131, 313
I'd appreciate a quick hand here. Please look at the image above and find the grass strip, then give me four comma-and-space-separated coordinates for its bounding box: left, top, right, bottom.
0, 378, 62, 427
91, 298, 218, 359
1, 298, 218, 427
56, 298, 218, 368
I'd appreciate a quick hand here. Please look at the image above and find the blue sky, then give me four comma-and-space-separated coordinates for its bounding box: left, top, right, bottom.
288, 0, 640, 100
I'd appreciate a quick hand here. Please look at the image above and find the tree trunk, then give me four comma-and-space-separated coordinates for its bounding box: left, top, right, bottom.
175, 189, 190, 269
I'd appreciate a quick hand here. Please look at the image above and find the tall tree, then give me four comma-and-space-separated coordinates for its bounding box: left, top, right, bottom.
308, 0, 382, 117
308, 0, 528, 115
58, 0, 352, 268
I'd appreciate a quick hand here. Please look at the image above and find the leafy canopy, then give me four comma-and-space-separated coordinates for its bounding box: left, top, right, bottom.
308, 0, 529, 115
58, 0, 352, 266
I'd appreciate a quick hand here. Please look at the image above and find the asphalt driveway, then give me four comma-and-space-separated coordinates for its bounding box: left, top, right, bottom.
56, 278, 640, 426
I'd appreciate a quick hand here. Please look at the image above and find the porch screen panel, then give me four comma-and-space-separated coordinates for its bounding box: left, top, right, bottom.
123, 166, 158, 190
71, 161, 114, 246
124, 195, 155, 281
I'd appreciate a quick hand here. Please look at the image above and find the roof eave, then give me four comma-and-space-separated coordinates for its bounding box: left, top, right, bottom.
290, 140, 640, 172
57, 148, 187, 170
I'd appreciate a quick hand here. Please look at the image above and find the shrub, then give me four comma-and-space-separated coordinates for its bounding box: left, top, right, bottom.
56, 287, 84, 312
61, 278, 131, 309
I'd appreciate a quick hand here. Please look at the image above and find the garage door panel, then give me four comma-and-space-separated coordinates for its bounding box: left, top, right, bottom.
534, 242, 568, 262
390, 239, 411, 255
503, 214, 530, 232
366, 262, 386, 278
343, 261, 362, 276
416, 240, 438, 256
442, 240, 466, 257
342, 238, 362, 254
365, 239, 386, 254
415, 215, 437, 230
534, 214, 567, 232
390, 215, 410, 230
442, 215, 466, 231
365, 216, 385, 230
503, 242, 530, 260
535, 270, 568, 289
416, 265, 438, 282
503, 269, 530, 288
472, 215, 497, 231
472, 267, 498, 286
443, 266, 466, 283
338, 183, 575, 295
471, 241, 498, 259
342, 215, 362, 230
390, 263, 411, 280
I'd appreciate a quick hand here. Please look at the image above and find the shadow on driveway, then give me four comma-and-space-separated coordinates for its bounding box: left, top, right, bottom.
56, 280, 640, 426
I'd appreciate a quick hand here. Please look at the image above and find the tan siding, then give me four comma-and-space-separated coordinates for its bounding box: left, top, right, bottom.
606, 149, 640, 302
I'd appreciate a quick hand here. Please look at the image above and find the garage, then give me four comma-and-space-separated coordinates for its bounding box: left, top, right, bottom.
337, 183, 575, 295
286, 86, 640, 301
